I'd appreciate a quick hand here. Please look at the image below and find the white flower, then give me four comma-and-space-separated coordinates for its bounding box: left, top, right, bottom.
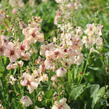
56, 68, 67, 77
17, 60, 24, 67
95, 37, 103, 48
85, 24, 96, 36
9, 75, 17, 85
84, 23, 103, 37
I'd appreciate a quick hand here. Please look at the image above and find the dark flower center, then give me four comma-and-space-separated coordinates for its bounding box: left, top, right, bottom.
54, 51, 60, 56
10, 50, 15, 56
31, 32, 36, 38
0, 47, 3, 52
27, 80, 31, 86
20, 45, 25, 51
58, 105, 64, 109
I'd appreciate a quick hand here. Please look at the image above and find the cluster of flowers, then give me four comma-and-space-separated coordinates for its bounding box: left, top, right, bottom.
9, 0, 49, 9
20, 96, 70, 109
0, 16, 44, 67
54, 0, 81, 25
82, 23, 103, 49
0, 0, 103, 109
20, 22, 102, 108
8, 0, 36, 14
20, 0, 104, 108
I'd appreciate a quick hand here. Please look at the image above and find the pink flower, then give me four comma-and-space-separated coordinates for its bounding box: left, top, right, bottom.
44, 59, 55, 70
70, 36, 83, 50
12, 8, 17, 14
35, 56, 44, 65
0, 10, 5, 21
45, 48, 64, 60
4, 42, 20, 62
51, 75, 57, 81
52, 98, 71, 109
39, 64, 45, 73
17, 41, 30, 55
40, 43, 55, 56
6, 63, 17, 70
21, 52, 31, 61
23, 26, 44, 44
54, 10, 62, 25
21, 72, 39, 93
0, 35, 8, 56
0, 35, 8, 46
20, 96, 33, 107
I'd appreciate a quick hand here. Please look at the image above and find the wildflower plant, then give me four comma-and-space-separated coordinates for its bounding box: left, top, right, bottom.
0, 0, 109, 109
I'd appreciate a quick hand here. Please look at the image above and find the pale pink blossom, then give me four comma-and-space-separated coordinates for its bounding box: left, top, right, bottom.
21, 72, 40, 93
0, 35, 9, 45
66, 49, 83, 65
21, 52, 31, 61
17, 60, 24, 67
51, 75, 57, 81
6, 63, 17, 70
23, 26, 44, 44
44, 59, 55, 70
20, 96, 33, 107
39, 74, 48, 82
39, 64, 45, 73
4, 42, 20, 62
85, 23, 103, 37
95, 36, 103, 48
12, 8, 17, 14
0, 35, 8, 55
52, 98, 71, 109
56, 68, 67, 77
35, 56, 44, 65
54, 10, 62, 25
18, 41, 30, 55
70, 36, 83, 50
45, 48, 64, 60
40, 43, 55, 56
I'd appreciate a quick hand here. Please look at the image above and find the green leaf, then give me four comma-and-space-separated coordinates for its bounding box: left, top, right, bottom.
70, 84, 87, 100
0, 61, 5, 74
91, 85, 108, 108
